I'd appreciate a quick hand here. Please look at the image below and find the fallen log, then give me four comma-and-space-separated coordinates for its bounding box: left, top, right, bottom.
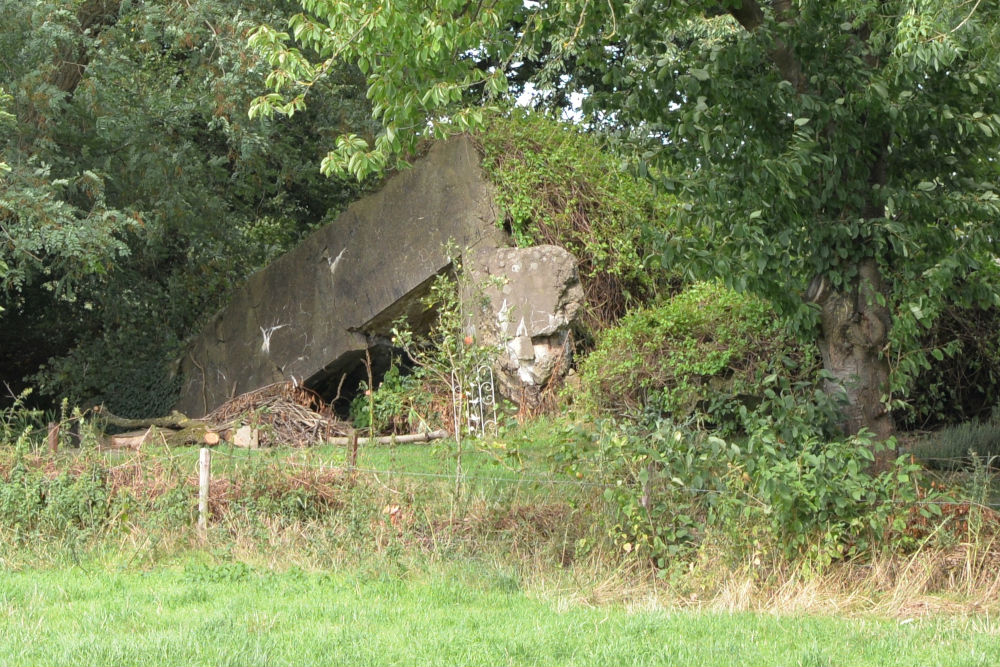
93, 407, 199, 430
105, 427, 155, 450
326, 429, 449, 446
103, 425, 222, 450
95, 407, 220, 449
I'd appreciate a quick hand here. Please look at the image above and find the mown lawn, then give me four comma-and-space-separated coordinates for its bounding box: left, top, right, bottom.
1, 565, 997, 666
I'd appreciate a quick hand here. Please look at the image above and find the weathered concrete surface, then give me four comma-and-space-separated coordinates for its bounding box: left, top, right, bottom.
465, 245, 584, 408
176, 136, 504, 417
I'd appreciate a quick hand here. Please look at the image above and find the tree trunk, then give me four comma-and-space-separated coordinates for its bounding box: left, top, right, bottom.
20, 0, 122, 126
808, 258, 895, 471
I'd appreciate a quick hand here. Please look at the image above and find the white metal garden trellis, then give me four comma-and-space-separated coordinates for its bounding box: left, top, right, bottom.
451, 363, 498, 438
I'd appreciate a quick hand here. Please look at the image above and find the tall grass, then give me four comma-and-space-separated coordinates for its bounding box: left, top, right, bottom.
1, 407, 999, 617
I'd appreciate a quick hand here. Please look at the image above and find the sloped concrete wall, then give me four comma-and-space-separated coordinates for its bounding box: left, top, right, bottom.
175, 136, 504, 417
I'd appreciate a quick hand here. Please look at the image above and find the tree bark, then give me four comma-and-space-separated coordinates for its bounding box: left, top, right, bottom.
94, 407, 220, 449
52, 0, 122, 95
807, 259, 895, 471
20, 0, 122, 126
729, 0, 806, 92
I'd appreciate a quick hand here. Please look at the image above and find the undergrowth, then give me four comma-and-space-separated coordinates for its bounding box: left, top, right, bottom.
1, 394, 998, 614
0, 438, 606, 578
907, 410, 1000, 470
577, 281, 817, 427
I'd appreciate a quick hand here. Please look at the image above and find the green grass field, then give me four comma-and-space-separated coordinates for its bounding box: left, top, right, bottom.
3, 428, 1000, 666
1, 565, 997, 666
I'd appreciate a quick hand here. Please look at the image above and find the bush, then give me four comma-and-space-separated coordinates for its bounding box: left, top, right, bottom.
573, 411, 927, 571
0, 457, 115, 537
895, 304, 1000, 429
907, 410, 1000, 470
733, 416, 922, 564
577, 282, 816, 426
349, 362, 438, 435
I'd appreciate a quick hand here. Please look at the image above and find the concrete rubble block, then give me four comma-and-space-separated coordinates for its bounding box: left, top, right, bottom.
464, 244, 585, 409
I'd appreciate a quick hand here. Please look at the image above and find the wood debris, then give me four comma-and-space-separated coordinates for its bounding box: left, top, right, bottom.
96, 382, 449, 450
97, 382, 354, 449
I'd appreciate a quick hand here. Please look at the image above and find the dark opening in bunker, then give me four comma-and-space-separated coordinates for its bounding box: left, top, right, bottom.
305, 338, 415, 419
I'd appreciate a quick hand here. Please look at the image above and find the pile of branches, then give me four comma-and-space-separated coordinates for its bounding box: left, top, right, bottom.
97, 382, 352, 449
204, 382, 352, 447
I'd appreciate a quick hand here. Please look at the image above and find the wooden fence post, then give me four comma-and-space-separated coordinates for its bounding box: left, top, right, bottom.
348, 430, 359, 469
47, 422, 59, 454
198, 447, 211, 536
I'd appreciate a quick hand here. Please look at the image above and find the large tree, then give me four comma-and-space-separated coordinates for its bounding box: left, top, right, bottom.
251, 0, 1000, 463
1, 0, 377, 414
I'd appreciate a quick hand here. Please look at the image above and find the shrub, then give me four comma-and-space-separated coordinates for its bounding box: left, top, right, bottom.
0, 457, 114, 536
349, 362, 438, 435
733, 416, 922, 564
895, 304, 1000, 429
576, 412, 927, 570
577, 282, 816, 425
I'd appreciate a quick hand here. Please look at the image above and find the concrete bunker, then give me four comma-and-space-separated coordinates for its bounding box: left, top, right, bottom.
175, 135, 584, 419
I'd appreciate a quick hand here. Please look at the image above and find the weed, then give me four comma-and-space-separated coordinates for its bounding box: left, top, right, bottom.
0, 388, 44, 453
476, 110, 679, 328
350, 362, 431, 434
1, 402, 998, 616
564, 411, 930, 572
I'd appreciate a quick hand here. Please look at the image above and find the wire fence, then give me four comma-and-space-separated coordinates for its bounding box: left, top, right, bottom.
5, 417, 1000, 510
41, 439, 1000, 511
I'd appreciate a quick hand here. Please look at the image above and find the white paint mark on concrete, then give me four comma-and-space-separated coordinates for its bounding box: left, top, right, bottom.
328, 247, 347, 276
515, 317, 528, 337
260, 324, 288, 354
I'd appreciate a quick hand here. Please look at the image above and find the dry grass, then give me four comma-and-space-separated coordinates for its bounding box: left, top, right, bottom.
675, 537, 1000, 618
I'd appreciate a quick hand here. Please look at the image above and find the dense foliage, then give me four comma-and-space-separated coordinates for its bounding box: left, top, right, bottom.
1, 0, 377, 415
2, 0, 999, 605
578, 281, 816, 424
252, 0, 1000, 447
582, 415, 928, 569
898, 302, 1000, 429
476, 111, 680, 327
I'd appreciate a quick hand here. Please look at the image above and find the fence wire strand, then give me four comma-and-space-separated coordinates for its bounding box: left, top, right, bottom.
79, 443, 1000, 509
6, 432, 1000, 509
